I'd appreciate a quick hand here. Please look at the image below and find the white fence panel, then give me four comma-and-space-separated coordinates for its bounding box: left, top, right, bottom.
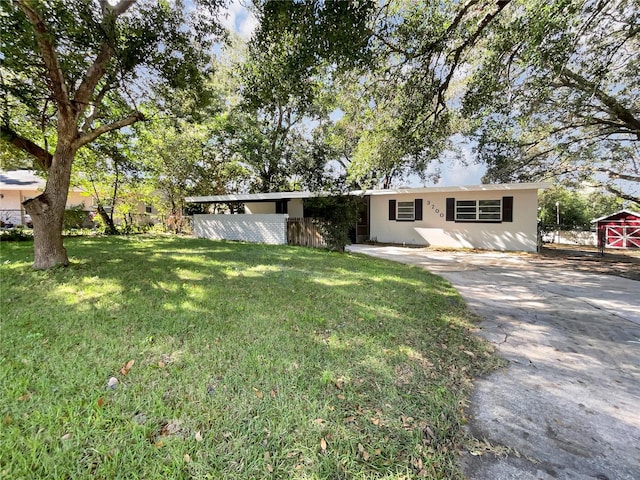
193, 214, 288, 245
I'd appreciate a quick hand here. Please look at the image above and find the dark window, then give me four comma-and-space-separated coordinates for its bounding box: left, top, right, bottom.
414, 199, 423, 221
275, 200, 288, 214
388, 199, 396, 220
502, 196, 513, 222
446, 198, 455, 221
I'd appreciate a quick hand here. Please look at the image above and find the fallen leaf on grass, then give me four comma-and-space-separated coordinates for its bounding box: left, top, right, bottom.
358, 443, 370, 461
253, 387, 263, 399
320, 438, 327, 452
195, 431, 203, 442
60, 433, 72, 441
17, 392, 31, 402
463, 350, 476, 358
423, 425, 436, 441
120, 360, 135, 376
266, 463, 273, 473
97, 398, 104, 408
184, 453, 191, 463
313, 418, 325, 425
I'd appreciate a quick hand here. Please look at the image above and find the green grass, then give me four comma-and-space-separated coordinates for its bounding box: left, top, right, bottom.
0, 236, 501, 479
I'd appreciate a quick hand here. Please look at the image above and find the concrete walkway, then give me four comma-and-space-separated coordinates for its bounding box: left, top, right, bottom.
347, 245, 640, 480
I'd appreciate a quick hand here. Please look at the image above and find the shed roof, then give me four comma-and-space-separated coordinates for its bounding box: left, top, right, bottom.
591, 209, 640, 223
186, 182, 550, 204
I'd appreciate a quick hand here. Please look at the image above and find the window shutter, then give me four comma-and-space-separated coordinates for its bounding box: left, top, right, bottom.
414, 199, 423, 220
446, 198, 455, 221
502, 196, 513, 222
388, 200, 396, 221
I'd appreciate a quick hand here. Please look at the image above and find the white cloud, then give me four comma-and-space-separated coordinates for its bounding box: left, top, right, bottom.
436, 158, 485, 186
220, 0, 258, 40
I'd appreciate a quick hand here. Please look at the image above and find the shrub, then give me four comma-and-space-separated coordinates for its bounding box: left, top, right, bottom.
304, 195, 361, 252
63, 205, 91, 229
0, 226, 32, 242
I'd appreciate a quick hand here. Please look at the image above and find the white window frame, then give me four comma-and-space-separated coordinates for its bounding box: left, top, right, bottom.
397, 201, 415, 221
455, 199, 501, 221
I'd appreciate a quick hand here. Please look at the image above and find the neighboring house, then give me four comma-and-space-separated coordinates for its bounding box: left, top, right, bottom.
0, 169, 93, 227
592, 210, 640, 249
0, 169, 157, 228
186, 182, 549, 252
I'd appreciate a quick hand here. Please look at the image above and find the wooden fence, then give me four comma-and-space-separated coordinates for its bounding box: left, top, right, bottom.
287, 217, 326, 248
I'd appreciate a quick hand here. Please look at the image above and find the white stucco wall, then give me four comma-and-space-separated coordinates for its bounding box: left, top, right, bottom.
369, 189, 540, 252
244, 199, 304, 217
244, 202, 275, 214
193, 214, 288, 245
288, 198, 304, 218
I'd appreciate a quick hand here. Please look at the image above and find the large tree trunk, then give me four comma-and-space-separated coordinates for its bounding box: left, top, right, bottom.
23, 143, 76, 270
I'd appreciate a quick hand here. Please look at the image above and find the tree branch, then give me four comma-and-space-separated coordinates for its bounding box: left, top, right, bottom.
0, 125, 53, 169
99, 0, 138, 17
598, 182, 640, 207
74, 111, 145, 148
439, 0, 512, 108
595, 168, 640, 183
15, 1, 72, 115
560, 69, 640, 139
73, 43, 115, 121
80, 83, 114, 133
74, 1, 137, 120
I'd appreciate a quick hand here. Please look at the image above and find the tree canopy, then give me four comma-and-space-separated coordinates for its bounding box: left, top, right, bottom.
463, 0, 639, 205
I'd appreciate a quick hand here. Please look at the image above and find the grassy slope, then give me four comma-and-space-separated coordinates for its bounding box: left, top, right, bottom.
0, 236, 500, 479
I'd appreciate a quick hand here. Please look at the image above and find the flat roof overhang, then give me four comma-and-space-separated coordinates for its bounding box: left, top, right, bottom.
185, 182, 551, 204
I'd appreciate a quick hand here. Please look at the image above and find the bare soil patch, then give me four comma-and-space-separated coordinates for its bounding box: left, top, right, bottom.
538, 244, 640, 281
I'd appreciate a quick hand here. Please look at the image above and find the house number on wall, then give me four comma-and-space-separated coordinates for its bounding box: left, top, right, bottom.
425, 200, 445, 218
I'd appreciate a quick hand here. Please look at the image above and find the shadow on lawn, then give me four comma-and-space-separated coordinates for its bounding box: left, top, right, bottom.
0, 235, 495, 478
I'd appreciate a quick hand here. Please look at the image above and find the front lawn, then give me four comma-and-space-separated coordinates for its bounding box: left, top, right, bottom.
0, 236, 500, 479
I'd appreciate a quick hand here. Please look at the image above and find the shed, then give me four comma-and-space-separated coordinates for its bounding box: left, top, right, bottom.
592, 209, 640, 249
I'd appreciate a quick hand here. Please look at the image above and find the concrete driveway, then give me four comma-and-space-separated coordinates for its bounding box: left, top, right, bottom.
347, 245, 640, 480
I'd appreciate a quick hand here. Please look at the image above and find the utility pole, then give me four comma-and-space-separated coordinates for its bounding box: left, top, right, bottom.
556, 201, 560, 244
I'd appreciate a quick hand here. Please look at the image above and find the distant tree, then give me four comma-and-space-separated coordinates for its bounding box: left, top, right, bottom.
73, 133, 144, 234
0, 0, 225, 268
538, 186, 625, 231
135, 116, 250, 231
